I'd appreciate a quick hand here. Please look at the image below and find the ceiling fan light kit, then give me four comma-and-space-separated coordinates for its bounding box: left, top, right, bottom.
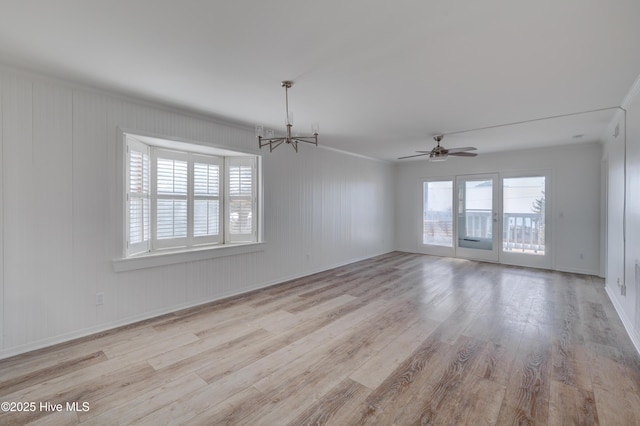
256, 81, 319, 153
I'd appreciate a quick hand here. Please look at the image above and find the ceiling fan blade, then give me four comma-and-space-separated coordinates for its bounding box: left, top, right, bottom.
446, 147, 477, 154
449, 151, 478, 157
398, 153, 430, 159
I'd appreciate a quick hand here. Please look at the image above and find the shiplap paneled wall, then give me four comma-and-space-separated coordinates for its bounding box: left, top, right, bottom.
0, 67, 394, 358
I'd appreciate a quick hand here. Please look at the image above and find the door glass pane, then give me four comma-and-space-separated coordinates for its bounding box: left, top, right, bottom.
458, 178, 493, 250
423, 181, 453, 247
503, 176, 545, 255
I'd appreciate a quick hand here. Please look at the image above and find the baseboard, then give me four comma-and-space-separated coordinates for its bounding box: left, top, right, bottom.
553, 265, 601, 276
605, 285, 640, 356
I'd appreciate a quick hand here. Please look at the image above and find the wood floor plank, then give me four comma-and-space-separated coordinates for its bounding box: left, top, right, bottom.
183, 387, 276, 426
419, 371, 506, 426
143, 298, 393, 423
0, 351, 107, 396
2, 355, 136, 406
260, 294, 356, 335
577, 388, 600, 426
552, 341, 592, 391
101, 329, 199, 360
147, 327, 272, 371
593, 385, 639, 425
244, 300, 432, 425
286, 378, 370, 426
583, 301, 618, 347
136, 382, 265, 425
588, 349, 640, 396
349, 314, 440, 390
456, 375, 506, 425
0, 252, 638, 425
0, 323, 159, 383
548, 380, 580, 426
193, 297, 391, 384
150, 302, 256, 334
80, 372, 207, 426
27, 409, 79, 426
0, 362, 155, 424
472, 340, 521, 386
390, 334, 486, 425
495, 332, 553, 425
348, 334, 449, 425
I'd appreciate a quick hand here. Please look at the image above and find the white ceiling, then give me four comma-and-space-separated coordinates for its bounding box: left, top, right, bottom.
1, 0, 639, 161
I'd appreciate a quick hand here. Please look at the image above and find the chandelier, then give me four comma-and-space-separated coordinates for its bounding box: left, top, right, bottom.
256, 81, 319, 152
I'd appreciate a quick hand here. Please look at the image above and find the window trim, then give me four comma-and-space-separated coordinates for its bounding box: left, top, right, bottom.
112, 241, 265, 272
114, 130, 262, 271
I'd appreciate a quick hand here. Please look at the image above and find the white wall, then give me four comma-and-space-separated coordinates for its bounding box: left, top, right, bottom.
604, 82, 640, 352
394, 142, 602, 275
0, 67, 394, 358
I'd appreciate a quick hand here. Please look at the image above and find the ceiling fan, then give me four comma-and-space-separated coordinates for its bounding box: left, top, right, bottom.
398, 135, 478, 161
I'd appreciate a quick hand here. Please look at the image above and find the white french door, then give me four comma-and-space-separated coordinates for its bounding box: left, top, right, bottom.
455, 173, 501, 262
420, 174, 500, 262
421, 172, 549, 268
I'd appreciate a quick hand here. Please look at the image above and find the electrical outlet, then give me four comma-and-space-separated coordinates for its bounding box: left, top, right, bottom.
96, 292, 104, 306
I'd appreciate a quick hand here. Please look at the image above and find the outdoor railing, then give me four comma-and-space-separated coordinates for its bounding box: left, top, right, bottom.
502, 212, 545, 254
423, 211, 544, 254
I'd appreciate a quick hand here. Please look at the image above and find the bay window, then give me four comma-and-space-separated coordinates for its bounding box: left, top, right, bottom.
124, 133, 259, 258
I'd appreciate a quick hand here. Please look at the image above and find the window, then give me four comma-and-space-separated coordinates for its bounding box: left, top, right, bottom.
502, 176, 546, 255
422, 180, 453, 247
125, 133, 259, 257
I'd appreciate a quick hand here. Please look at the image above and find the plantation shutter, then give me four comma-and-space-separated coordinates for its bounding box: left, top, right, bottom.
227, 156, 257, 243
152, 149, 189, 249
126, 136, 150, 256
192, 155, 222, 245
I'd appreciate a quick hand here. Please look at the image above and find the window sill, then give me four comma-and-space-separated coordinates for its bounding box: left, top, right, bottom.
112, 242, 265, 272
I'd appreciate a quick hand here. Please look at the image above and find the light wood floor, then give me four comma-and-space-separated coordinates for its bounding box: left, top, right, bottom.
1, 252, 640, 425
